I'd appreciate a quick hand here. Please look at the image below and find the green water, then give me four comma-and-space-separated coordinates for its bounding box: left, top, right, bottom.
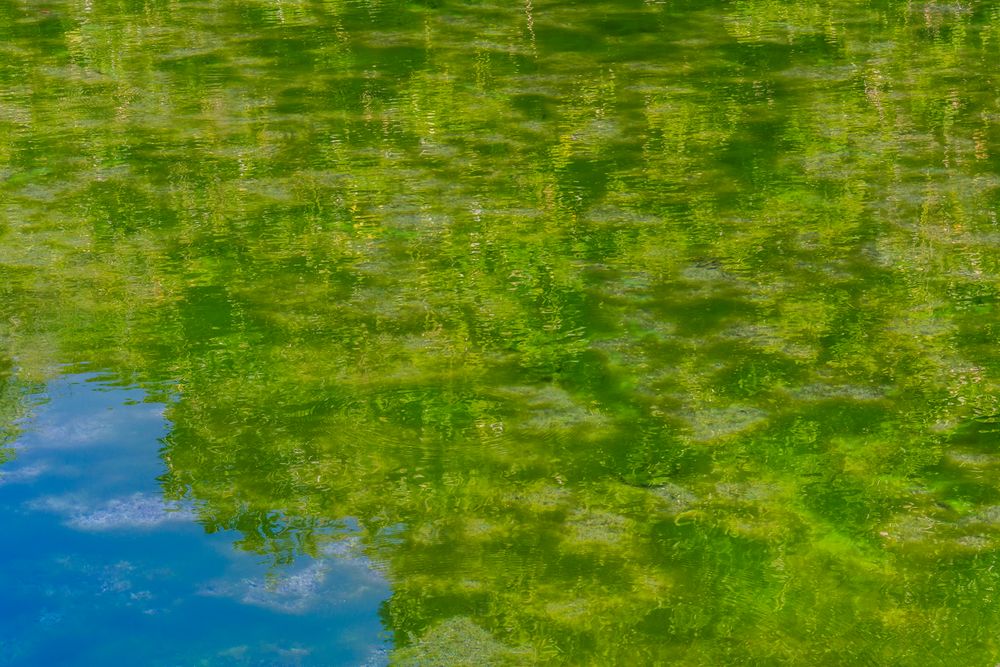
3, 0, 1000, 663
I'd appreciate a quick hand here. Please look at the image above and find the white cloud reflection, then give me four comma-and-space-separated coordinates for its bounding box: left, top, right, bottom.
199, 539, 386, 615
28, 492, 194, 530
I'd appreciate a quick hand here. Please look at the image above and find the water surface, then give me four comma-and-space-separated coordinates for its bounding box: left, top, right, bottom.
1, 374, 389, 666
3, 0, 1000, 664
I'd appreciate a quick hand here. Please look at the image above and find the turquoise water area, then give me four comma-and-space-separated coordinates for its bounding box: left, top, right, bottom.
4, 0, 1000, 664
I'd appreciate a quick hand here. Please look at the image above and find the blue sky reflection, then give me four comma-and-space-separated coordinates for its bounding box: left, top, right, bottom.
0, 373, 390, 667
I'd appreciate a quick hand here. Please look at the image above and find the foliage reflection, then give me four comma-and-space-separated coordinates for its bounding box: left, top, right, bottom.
3, 0, 1000, 663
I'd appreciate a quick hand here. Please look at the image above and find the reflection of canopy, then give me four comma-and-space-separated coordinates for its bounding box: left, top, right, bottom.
2, 0, 1000, 662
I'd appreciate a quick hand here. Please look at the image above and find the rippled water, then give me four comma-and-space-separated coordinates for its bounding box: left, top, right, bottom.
0, 374, 390, 665
3, 0, 1000, 664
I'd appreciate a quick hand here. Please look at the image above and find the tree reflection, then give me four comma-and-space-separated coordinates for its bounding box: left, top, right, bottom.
3, 0, 1000, 662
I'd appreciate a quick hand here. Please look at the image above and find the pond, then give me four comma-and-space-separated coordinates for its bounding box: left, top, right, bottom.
2, 0, 1000, 664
